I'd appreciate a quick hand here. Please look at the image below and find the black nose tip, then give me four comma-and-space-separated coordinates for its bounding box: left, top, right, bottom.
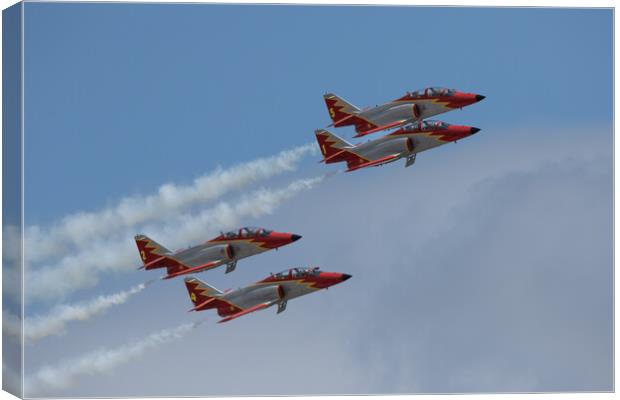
341, 274, 352, 281
476, 95, 486, 102
470, 127, 481, 134
291, 234, 302, 242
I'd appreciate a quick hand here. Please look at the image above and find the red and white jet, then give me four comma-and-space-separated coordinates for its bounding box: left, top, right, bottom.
184, 267, 352, 323
135, 227, 302, 279
324, 87, 485, 137
316, 120, 481, 172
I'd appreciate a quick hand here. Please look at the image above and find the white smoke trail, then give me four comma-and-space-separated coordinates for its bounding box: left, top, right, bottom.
30, 283, 149, 341
26, 144, 316, 263
4, 282, 153, 342
22, 176, 325, 302
25, 321, 203, 396
162, 175, 325, 245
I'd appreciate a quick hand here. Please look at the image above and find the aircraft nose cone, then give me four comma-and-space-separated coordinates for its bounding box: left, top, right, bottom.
470, 127, 481, 134
291, 234, 302, 242
341, 273, 352, 281
475, 94, 486, 102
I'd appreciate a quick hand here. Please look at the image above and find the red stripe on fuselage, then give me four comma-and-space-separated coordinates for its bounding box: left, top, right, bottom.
392, 94, 478, 109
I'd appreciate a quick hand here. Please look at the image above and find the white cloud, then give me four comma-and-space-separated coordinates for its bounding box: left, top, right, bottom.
20, 127, 613, 396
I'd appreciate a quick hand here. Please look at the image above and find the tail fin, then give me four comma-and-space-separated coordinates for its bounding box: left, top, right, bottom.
315, 129, 352, 163
315, 129, 367, 169
184, 276, 223, 307
324, 93, 361, 127
135, 234, 172, 266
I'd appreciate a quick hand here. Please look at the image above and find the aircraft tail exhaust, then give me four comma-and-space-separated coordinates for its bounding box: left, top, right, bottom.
323, 93, 361, 127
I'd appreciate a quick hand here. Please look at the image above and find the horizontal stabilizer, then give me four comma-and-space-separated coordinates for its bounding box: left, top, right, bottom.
143, 255, 168, 270
189, 296, 218, 312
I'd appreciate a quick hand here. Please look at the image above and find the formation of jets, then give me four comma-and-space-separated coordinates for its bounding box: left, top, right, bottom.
318, 87, 485, 171
135, 87, 485, 323
136, 227, 339, 323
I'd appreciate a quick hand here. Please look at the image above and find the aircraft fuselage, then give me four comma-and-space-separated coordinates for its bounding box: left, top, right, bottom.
349, 122, 481, 167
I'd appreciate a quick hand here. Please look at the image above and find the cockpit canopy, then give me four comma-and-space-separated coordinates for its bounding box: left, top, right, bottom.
408, 87, 456, 98
222, 226, 272, 239
273, 267, 321, 279
421, 120, 449, 130
403, 120, 450, 131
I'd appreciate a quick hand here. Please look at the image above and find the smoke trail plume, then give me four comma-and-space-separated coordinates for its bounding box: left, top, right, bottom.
30, 283, 149, 341
25, 321, 204, 396
22, 176, 325, 302
26, 144, 316, 263
4, 282, 153, 341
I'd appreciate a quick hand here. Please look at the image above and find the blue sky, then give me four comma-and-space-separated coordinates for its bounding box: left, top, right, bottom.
13, 3, 613, 396
24, 4, 612, 222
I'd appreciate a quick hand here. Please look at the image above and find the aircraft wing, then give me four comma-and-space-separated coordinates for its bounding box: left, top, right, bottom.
162, 260, 223, 280
346, 154, 401, 172
353, 119, 410, 138
217, 301, 275, 323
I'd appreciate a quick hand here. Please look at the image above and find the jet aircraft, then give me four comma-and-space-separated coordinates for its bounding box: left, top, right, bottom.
324, 87, 485, 137
135, 227, 302, 279
316, 120, 481, 172
184, 267, 352, 323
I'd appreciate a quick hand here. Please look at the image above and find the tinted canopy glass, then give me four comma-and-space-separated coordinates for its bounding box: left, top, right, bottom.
274, 267, 320, 279
223, 226, 271, 238
408, 87, 455, 98
421, 120, 449, 130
